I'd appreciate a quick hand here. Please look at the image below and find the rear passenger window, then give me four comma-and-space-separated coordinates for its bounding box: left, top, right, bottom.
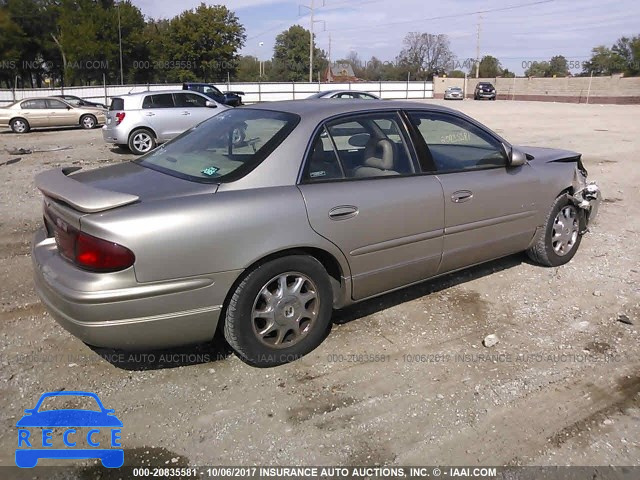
303, 128, 344, 182
142, 94, 174, 109
21, 99, 47, 109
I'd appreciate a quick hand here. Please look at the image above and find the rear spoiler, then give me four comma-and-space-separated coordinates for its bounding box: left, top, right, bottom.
35, 167, 139, 213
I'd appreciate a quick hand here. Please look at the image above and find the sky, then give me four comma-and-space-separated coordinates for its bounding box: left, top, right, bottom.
131, 0, 640, 75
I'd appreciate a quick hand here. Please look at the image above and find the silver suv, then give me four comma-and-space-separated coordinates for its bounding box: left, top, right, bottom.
102, 90, 229, 155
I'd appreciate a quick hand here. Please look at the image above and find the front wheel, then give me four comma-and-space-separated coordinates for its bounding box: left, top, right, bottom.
527, 195, 582, 267
223, 255, 333, 367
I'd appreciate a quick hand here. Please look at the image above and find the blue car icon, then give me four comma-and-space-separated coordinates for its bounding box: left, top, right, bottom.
16, 391, 123, 468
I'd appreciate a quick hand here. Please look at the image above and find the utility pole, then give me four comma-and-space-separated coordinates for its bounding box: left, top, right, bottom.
475, 14, 482, 79
118, 2, 124, 85
300, 0, 325, 82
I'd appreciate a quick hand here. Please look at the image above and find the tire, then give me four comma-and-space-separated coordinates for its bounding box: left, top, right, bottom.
527, 195, 582, 267
10, 117, 30, 134
80, 114, 97, 129
223, 255, 333, 367
128, 128, 156, 155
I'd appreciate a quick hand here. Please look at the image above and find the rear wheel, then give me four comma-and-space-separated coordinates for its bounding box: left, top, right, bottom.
223, 255, 333, 367
128, 128, 156, 155
80, 114, 97, 129
527, 195, 582, 267
10, 117, 30, 133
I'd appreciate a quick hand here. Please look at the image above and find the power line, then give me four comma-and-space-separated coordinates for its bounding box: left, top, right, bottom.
323, 0, 556, 33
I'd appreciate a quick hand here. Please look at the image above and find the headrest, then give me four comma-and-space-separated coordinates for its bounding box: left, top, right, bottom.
363, 138, 394, 170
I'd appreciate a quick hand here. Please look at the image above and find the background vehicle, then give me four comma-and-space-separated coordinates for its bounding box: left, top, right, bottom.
307, 90, 380, 99
0, 97, 105, 133
33, 100, 600, 368
183, 83, 244, 106
474, 82, 497, 100
444, 86, 464, 100
52, 95, 107, 110
102, 90, 229, 155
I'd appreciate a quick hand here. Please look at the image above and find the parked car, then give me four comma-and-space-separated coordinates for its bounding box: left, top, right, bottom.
183, 83, 244, 107
33, 100, 600, 367
52, 94, 107, 110
444, 86, 464, 100
0, 97, 106, 133
102, 90, 229, 155
474, 82, 497, 100
307, 90, 380, 99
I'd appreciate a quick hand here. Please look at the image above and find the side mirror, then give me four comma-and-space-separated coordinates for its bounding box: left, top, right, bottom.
205, 101, 217, 108
504, 144, 527, 167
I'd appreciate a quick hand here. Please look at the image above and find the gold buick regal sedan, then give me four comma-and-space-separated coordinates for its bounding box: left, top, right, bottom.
0, 97, 106, 133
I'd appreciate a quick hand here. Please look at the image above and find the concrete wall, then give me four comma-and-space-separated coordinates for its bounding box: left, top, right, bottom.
433, 75, 640, 104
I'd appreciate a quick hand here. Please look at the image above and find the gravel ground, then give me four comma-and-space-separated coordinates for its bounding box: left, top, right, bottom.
0, 100, 638, 476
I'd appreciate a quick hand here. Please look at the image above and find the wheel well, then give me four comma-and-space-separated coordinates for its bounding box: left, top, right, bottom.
129, 126, 157, 141
216, 247, 346, 335
10, 117, 28, 125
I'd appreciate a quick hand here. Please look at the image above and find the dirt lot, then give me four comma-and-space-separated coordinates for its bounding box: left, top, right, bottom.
0, 101, 638, 475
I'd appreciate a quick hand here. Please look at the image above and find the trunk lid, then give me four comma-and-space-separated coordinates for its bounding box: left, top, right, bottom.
36, 162, 218, 214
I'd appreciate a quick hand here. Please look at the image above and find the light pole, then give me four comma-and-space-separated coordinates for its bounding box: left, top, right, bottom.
117, 2, 124, 85
259, 41, 264, 78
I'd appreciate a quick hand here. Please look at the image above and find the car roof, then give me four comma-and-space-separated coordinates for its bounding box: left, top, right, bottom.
247, 99, 457, 117
17, 97, 71, 102
113, 89, 204, 98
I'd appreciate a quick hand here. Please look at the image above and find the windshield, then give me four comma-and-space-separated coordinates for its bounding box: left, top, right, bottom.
202, 85, 223, 96
137, 109, 300, 183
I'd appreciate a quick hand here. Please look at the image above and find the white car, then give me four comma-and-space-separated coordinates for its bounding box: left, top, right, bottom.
444, 86, 464, 100
102, 90, 229, 155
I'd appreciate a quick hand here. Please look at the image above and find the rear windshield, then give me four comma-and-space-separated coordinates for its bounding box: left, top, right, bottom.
136, 109, 300, 183
109, 98, 124, 110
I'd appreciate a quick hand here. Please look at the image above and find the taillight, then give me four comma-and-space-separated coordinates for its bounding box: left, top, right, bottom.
48, 209, 134, 272
75, 231, 135, 272
115, 112, 125, 125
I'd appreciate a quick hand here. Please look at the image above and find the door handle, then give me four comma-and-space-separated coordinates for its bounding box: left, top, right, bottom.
451, 190, 473, 203
328, 205, 358, 220
181, 111, 190, 116
145, 112, 155, 117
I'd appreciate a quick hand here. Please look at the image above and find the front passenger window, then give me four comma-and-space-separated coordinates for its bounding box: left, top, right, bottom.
409, 112, 506, 172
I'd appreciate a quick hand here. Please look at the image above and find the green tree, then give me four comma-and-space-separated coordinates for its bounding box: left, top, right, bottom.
582, 46, 625, 76
501, 68, 515, 78
476, 55, 502, 78
525, 61, 550, 77
164, 3, 246, 82
447, 69, 466, 78
271, 25, 327, 82
548, 55, 568, 76
234, 55, 261, 82
612, 35, 640, 76
0, 6, 24, 88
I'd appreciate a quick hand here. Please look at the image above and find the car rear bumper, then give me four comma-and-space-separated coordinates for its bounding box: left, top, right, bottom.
32, 228, 241, 350
101, 125, 128, 144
